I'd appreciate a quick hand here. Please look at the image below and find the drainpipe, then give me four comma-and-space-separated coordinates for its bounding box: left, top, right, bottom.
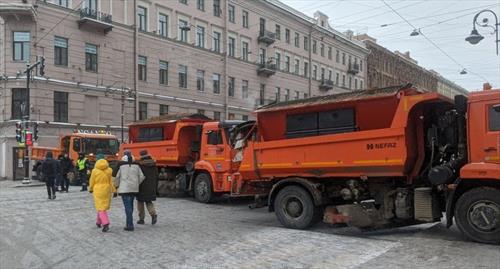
308, 25, 312, 97
133, 0, 139, 121
223, 0, 229, 119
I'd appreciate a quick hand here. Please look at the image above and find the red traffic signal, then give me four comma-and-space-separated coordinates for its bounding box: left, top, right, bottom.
25, 132, 33, 146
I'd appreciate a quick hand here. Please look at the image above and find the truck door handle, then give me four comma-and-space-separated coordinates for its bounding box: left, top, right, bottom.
484, 147, 497, 152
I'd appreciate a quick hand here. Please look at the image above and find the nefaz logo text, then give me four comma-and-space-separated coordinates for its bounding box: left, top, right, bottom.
366, 143, 397, 150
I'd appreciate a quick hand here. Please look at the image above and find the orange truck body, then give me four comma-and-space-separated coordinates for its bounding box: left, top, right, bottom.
228, 85, 500, 244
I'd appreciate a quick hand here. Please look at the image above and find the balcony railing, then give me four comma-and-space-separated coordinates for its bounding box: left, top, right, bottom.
78, 8, 113, 34
257, 60, 277, 77
319, 79, 334, 91
347, 63, 360, 75
0, 2, 37, 20
258, 30, 276, 45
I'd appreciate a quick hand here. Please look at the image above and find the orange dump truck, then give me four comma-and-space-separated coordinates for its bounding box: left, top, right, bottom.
120, 114, 264, 201
32, 132, 120, 179
229, 85, 500, 244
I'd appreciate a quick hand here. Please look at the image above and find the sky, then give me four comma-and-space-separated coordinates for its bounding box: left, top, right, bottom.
280, 0, 500, 91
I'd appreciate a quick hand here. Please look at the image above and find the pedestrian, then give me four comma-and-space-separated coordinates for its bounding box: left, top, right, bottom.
76, 153, 91, 191
55, 154, 64, 192
137, 150, 159, 225
96, 149, 105, 161
114, 152, 145, 231
89, 158, 116, 232
42, 151, 59, 200
59, 153, 73, 192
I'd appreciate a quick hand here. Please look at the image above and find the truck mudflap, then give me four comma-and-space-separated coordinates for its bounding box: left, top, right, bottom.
445, 179, 461, 228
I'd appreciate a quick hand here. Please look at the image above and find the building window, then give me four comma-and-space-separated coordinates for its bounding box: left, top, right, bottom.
179, 20, 189, 42
275, 87, 280, 102
228, 77, 235, 97
360, 80, 363, 90
242, 80, 249, 99
138, 56, 147, 81
159, 61, 168, 85
321, 67, 325, 80
242, 10, 249, 28
275, 52, 281, 70
304, 93, 308, 99
54, 36, 68, 66
213, 0, 221, 17
313, 65, 317, 80
179, 65, 188, 88
489, 104, 500, 131
228, 113, 235, 120
294, 33, 300, 47
197, 0, 204, 10
54, 91, 68, 122
259, 84, 265, 105
179, 0, 187, 4
285, 29, 290, 43
342, 74, 346, 86
196, 26, 205, 48
197, 70, 205, 91
285, 89, 290, 101
349, 76, 352, 89
320, 43, 325, 57
85, 0, 97, 10
336, 50, 339, 63
197, 109, 205, 115
259, 18, 266, 34
13, 32, 30, 62
242, 115, 249, 121
259, 48, 266, 65
328, 70, 333, 80
328, 47, 332, 60
342, 52, 346, 65
11, 88, 29, 120
360, 60, 363, 71
213, 111, 221, 120
228, 4, 235, 23
355, 78, 358, 90
294, 90, 299, 100
312, 40, 317, 54
228, 37, 236, 57
139, 102, 148, 120
138, 6, 147, 31
213, 31, 221, 53
304, 62, 309, 77
285, 56, 290, 72
158, 13, 168, 37
336, 72, 339, 85
56, 0, 69, 7
242, 41, 249, 61
160, 104, 169, 116
303, 36, 309, 51
348, 55, 352, 66
85, 43, 98, 72
213, 73, 221, 94
294, 59, 300, 75
275, 25, 281, 40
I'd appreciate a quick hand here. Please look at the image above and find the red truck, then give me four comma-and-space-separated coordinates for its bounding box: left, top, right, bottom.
228, 84, 500, 244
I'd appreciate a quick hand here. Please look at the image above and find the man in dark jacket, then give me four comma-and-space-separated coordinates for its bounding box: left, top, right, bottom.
59, 153, 73, 192
137, 150, 158, 225
42, 151, 59, 199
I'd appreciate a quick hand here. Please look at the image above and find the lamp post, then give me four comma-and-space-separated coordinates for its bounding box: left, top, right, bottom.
465, 9, 499, 55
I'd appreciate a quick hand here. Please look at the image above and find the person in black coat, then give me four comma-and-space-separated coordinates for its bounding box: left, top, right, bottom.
42, 151, 59, 199
137, 150, 159, 225
59, 153, 74, 192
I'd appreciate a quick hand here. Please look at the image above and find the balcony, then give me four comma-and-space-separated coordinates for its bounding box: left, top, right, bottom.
257, 60, 277, 77
258, 30, 276, 45
0, 2, 37, 20
78, 8, 113, 34
319, 79, 334, 91
347, 63, 360, 75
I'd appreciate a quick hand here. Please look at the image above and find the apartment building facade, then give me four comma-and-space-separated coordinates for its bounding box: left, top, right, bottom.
356, 34, 467, 98
0, 0, 368, 179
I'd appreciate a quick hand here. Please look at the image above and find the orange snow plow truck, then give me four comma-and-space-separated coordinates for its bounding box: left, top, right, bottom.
120, 114, 265, 201
229, 84, 500, 244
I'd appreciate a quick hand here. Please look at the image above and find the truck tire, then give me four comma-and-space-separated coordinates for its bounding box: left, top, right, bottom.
455, 187, 500, 244
274, 185, 321, 229
194, 173, 214, 203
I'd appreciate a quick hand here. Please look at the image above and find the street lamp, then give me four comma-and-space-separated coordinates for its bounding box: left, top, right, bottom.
465, 9, 499, 55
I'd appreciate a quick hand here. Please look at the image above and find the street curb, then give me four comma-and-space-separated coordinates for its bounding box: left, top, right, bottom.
14, 183, 45, 188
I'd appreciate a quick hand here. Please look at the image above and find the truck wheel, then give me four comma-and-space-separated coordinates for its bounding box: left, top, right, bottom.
455, 187, 500, 244
274, 185, 321, 229
194, 173, 214, 203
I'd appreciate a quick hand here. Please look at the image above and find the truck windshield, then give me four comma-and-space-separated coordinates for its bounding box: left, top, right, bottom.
82, 138, 120, 155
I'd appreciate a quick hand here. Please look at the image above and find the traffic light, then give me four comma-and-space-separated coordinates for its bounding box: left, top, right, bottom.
15, 122, 23, 143
33, 122, 39, 141
39, 56, 45, 76
25, 132, 33, 146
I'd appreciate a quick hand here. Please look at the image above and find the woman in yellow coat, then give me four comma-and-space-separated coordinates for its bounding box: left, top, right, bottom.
89, 159, 116, 232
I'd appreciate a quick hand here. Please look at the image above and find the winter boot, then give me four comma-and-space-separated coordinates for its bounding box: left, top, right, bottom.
137, 219, 145, 225
96, 223, 102, 228
123, 227, 134, 232
152, 215, 158, 225
102, 224, 109, 233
